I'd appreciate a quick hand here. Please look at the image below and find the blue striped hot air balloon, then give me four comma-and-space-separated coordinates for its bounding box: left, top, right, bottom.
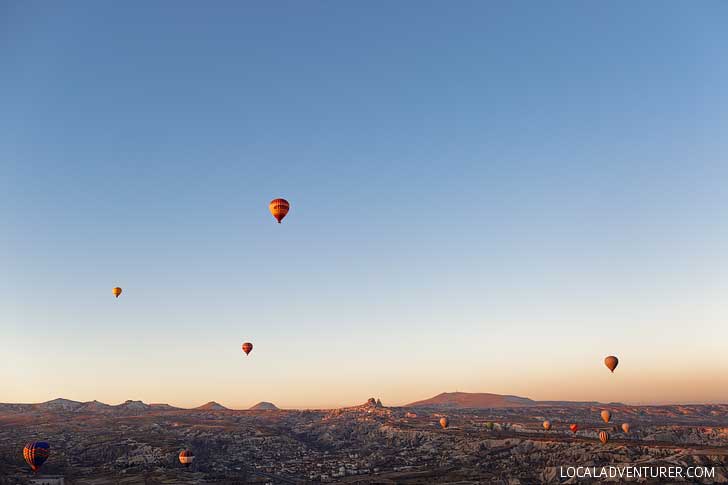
23, 441, 50, 472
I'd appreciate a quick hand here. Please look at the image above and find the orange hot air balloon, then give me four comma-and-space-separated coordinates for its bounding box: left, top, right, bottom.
604, 355, 618, 373
569, 424, 578, 434
542, 420, 551, 431
601, 410, 611, 423
439, 417, 449, 429
269, 198, 290, 223
112, 287, 122, 298
621, 423, 630, 433
242, 342, 253, 355
599, 431, 609, 444
179, 449, 194, 467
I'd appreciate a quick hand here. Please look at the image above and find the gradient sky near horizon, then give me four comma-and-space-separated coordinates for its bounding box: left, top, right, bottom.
2, 2, 727, 409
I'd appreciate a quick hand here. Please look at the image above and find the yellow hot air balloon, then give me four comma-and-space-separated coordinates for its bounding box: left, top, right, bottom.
269, 198, 290, 223
599, 431, 609, 444
112, 287, 122, 298
601, 410, 611, 423
439, 417, 449, 429
604, 355, 618, 373
542, 420, 551, 431
621, 423, 630, 433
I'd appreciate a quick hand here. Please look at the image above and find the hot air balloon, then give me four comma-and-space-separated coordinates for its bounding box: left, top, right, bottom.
542, 420, 551, 431
599, 431, 609, 444
23, 442, 50, 472
621, 423, 630, 434
569, 424, 578, 434
269, 198, 290, 223
604, 355, 618, 373
179, 449, 194, 467
242, 342, 253, 355
439, 417, 449, 429
485, 421, 495, 431
601, 410, 611, 423
112, 287, 122, 298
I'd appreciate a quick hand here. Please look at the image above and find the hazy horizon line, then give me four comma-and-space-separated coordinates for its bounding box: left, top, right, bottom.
4, 395, 727, 410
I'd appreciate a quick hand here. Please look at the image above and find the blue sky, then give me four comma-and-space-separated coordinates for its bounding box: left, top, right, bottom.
2, 2, 727, 407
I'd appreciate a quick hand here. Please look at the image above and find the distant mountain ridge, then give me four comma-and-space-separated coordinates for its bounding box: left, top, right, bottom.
0, 394, 631, 414
249, 401, 279, 411
194, 401, 229, 411
406, 392, 614, 409
0, 398, 212, 414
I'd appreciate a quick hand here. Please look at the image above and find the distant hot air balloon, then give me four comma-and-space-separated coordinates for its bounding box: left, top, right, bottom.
542, 420, 551, 431
179, 449, 194, 467
601, 410, 612, 423
604, 355, 618, 373
569, 424, 578, 434
485, 421, 495, 431
242, 342, 253, 355
269, 198, 290, 223
112, 287, 122, 298
439, 417, 449, 429
599, 431, 609, 444
621, 423, 630, 434
23, 442, 50, 472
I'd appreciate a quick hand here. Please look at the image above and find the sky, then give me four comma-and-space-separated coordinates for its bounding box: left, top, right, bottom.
1, 1, 727, 409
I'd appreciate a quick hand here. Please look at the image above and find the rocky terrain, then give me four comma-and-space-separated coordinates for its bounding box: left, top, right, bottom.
0, 396, 726, 483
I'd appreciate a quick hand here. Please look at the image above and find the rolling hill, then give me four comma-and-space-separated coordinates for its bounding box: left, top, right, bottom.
194, 401, 229, 411
249, 401, 279, 411
406, 392, 605, 409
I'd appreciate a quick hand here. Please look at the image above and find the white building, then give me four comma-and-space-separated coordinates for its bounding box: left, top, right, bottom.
30, 476, 64, 485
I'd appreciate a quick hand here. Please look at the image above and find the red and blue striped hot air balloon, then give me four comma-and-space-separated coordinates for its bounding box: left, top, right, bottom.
23, 441, 50, 472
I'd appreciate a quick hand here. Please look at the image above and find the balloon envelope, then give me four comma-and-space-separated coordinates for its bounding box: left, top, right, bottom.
179, 449, 194, 467
23, 442, 50, 472
542, 420, 551, 431
242, 342, 253, 355
112, 287, 122, 298
439, 417, 449, 429
601, 410, 612, 423
621, 423, 630, 433
269, 198, 290, 223
599, 431, 609, 444
569, 424, 578, 433
604, 355, 618, 372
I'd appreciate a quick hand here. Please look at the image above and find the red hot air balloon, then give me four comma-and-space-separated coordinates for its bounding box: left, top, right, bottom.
269, 198, 290, 223
242, 342, 253, 355
569, 424, 578, 434
604, 355, 619, 373
179, 449, 195, 467
599, 431, 609, 444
